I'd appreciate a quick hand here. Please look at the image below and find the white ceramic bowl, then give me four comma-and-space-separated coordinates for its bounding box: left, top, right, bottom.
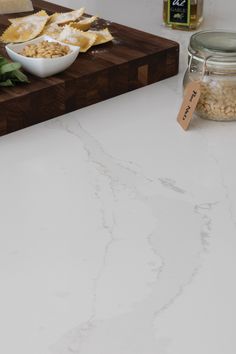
6, 35, 80, 78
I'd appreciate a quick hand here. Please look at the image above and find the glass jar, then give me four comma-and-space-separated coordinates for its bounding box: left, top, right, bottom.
163, 0, 204, 30
184, 31, 236, 121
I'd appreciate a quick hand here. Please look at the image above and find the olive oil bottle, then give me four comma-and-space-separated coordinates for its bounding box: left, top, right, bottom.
163, 0, 204, 30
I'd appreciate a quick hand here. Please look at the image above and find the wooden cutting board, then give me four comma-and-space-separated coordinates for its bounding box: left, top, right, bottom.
0, 0, 179, 137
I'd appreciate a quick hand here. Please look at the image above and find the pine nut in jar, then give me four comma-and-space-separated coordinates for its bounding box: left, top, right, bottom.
183, 31, 236, 121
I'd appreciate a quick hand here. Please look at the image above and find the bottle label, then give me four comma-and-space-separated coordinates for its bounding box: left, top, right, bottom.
167, 0, 191, 26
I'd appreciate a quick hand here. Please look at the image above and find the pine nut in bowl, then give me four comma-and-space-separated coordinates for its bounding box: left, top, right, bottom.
5, 35, 80, 78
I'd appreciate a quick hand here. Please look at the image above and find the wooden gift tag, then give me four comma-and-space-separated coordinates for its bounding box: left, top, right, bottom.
177, 81, 201, 131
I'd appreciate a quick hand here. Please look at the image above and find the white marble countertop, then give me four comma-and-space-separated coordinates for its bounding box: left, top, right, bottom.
1, 1, 236, 353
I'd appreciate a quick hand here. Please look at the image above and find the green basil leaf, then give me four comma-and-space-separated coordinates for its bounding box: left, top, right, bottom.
0, 62, 21, 75
11, 70, 30, 83
0, 56, 9, 67
0, 56, 29, 87
0, 79, 14, 87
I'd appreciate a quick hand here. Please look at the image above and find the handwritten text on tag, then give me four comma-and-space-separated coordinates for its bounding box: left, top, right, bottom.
177, 81, 201, 131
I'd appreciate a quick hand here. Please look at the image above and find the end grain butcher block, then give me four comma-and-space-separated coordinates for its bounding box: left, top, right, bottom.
0, 0, 179, 137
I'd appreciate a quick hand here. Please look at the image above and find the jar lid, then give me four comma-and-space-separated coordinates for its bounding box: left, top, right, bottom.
188, 31, 236, 67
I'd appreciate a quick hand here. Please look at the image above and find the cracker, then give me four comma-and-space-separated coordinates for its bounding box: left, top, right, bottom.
1, 11, 49, 43
58, 25, 97, 52
88, 28, 113, 45
49, 8, 85, 25
69, 16, 97, 31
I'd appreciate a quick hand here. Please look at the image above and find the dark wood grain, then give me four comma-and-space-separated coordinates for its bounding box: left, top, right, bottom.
0, 0, 179, 136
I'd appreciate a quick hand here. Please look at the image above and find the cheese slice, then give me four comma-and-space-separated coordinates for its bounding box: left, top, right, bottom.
0, 0, 33, 14
1, 11, 49, 43
88, 28, 113, 45
58, 25, 97, 52
69, 16, 97, 31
